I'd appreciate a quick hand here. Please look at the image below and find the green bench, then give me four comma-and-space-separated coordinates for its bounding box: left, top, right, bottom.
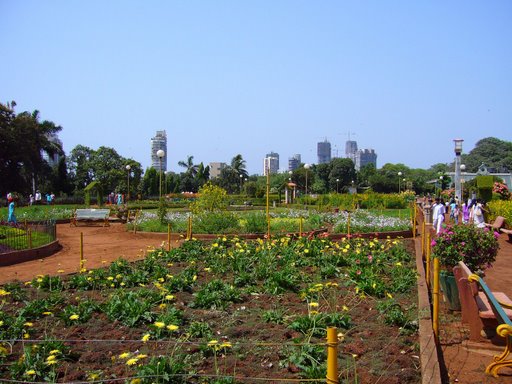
468, 273, 512, 377
71, 209, 110, 227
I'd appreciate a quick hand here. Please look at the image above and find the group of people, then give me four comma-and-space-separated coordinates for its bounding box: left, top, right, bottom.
28, 191, 55, 205
431, 196, 486, 234
107, 192, 125, 205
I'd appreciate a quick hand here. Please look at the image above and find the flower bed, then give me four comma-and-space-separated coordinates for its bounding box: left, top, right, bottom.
0, 236, 420, 383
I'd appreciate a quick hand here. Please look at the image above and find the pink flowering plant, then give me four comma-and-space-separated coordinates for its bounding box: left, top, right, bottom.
431, 224, 500, 273
493, 182, 511, 200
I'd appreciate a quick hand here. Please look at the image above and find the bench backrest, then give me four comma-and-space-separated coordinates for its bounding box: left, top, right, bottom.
490, 216, 505, 229
454, 261, 480, 324
469, 274, 512, 328
75, 209, 110, 219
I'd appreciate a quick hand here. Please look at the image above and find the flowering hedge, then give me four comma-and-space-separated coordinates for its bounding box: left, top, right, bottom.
431, 224, 500, 272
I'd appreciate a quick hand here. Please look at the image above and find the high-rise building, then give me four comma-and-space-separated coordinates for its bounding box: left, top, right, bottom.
209, 162, 227, 179
317, 140, 331, 164
355, 149, 377, 171
263, 151, 279, 175
345, 140, 358, 164
151, 130, 167, 172
288, 154, 301, 171
41, 133, 63, 167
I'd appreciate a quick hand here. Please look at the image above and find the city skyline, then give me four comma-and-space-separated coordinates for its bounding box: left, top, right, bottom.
1, 2, 510, 175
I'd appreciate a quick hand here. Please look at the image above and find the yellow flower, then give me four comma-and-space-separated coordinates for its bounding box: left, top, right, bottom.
308, 302, 319, 308
386, 293, 393, 299
337, 332, 345, 342
304, 249, 309, 254
130, 379, 142, 384
204, 267, 211, 272
107, 276, 114, 281
166, 324, 179, 331
49, 349, 61, 355
159, 303, 167, 309
165, 294, 174, 300
137, 354, 148, 359
126, 358, 139, 365
23, 333, 30, 339
119, 352, 131, 359
309, 310, 319, 315
69, 314, 79, 320
25, 369, 36, 376
192, 275, 197, 281
0, 321, 3, 327
153, 322, 165, 329
0, 289, 10, 296
395, 262, 402, 266
342, 305, 349, 311
24, 322, 34, 327
207, 340, 218, 346
141, 333, 151, 342
42, 311, 52, 316
46, 355, 57, 364
220, 342, 232, 348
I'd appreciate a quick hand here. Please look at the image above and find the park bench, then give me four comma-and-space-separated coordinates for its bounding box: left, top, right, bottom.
500, 228, 512, 242
485, 216, 506, 230
453, 261, 512, 342
467, 273, 512, 377
71, 208, 110, 227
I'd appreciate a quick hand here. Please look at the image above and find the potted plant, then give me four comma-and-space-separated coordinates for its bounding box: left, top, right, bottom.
431, 224, 500, 310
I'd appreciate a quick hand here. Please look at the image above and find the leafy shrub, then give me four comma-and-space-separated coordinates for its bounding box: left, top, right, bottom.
431, 224, 499, 272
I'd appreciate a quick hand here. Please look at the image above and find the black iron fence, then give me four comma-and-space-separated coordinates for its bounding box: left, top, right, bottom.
0, 220, 57, 254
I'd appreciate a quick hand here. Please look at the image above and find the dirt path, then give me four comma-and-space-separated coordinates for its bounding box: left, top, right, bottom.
0, 223, 179, 284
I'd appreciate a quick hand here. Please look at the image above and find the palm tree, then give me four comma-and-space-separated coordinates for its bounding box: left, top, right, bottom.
178, 155, 198, 176
230, 154, 248, 178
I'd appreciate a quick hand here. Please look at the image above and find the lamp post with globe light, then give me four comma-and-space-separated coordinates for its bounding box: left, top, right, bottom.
157, 149, 165, 199
304, 164, 311, 196
125, 164, 131, 202
336, 178, 339, 194
398, 172, 402, 193
454, 139, 464, 201
460, 164, 466, 201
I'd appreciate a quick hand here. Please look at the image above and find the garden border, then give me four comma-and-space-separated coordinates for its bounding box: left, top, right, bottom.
0, 240, 62, 267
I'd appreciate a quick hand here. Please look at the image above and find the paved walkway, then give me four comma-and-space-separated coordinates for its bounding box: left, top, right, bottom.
437, 231, 512, 383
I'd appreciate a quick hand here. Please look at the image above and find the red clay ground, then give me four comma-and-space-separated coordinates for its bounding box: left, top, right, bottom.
1, 223, 512, 383
0, 223, 178, 284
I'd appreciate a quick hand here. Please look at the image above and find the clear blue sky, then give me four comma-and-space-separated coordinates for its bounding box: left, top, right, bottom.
1, 1, 511, 175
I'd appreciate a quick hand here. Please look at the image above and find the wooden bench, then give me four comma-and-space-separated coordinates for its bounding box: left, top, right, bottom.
485, 216, 505, 230
501, 228, 512, 242
71, 209, 110, 227
468, 273, 512, 377
453, 261, 512, 342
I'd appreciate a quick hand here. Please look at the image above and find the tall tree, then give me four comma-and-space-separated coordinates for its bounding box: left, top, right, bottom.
178, 155, 198, 177
0, 102, 64, 196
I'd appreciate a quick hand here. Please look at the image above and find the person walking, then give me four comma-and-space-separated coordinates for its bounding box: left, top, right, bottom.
7, 193, 16, 224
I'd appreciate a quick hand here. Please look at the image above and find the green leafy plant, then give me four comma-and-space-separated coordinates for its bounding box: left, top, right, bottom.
431, 224, 499, 272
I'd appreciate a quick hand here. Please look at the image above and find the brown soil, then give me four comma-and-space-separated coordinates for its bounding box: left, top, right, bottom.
5, 223, 511, 382
0, 223, 175, 284
0, 224, 421, 383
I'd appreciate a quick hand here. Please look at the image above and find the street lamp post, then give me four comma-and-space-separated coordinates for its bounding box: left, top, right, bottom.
336, 178, 339, 194
239, 174, 243, 194
304, 164, 311, 196
460, 164, 466, 201
398, 172, 402, 193
157, 149, 165, 199
454, 139, 464, 200
125, 164, 131, 202
439, 175, 444, 195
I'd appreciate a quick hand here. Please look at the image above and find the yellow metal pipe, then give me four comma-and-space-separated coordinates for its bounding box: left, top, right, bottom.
326, 327, 339, 384
167, 223, 171, 252
433, 257, 440, 339
266, 169, 270, 240
80, 232, 84, 271
426, 231, 431, 287
421, 220, 426, 257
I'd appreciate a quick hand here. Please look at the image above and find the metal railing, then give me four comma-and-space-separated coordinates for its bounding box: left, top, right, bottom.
0, 219, 56, 254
